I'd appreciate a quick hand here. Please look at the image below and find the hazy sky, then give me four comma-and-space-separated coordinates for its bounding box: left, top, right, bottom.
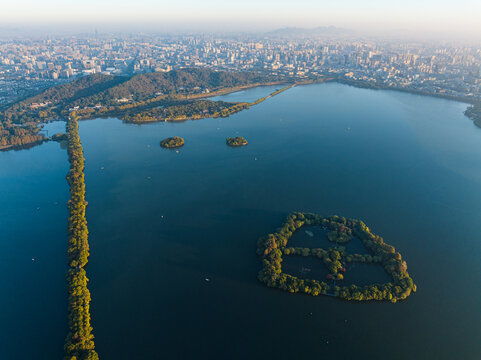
2, 0, 481, 36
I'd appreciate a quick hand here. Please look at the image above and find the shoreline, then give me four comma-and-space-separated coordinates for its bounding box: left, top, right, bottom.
330, 77, 475, 104
125, 84, 295, 124
64, 116, 99, 359
341, 79, 480, 128
311, 76, 481, 128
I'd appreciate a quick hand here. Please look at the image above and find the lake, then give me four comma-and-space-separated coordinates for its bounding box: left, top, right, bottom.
0, 139, 69, 359
2, 83, 481, 359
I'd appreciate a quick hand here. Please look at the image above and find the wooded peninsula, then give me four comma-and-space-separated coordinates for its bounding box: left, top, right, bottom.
0, 68, 288, 150
257, 212, 416, 302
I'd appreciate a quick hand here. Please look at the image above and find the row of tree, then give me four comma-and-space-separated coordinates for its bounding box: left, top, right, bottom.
257, 212, 417, 302
248, 84, 294, 106
64, 117, 99, 360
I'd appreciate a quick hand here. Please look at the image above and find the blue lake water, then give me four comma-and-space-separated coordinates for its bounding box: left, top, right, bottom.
0, 140, 68, 360
41, 120, 67, 136
282, 255, 330, 281
2, 83, 481, 359
342, 262, 392, 287
288, 226, 332, 249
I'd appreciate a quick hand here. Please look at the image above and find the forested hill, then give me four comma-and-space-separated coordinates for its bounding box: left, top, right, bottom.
4, 68, 274, 122
99, 68, 273, 102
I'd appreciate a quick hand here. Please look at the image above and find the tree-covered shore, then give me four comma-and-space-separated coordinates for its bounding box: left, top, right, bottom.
257, 212, 416, 302
64, 116, 99, 360
465, 104, 481, 128
334, 76, 481, 128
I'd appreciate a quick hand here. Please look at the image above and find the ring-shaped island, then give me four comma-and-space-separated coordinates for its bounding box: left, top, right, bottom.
257, 212, 416, 302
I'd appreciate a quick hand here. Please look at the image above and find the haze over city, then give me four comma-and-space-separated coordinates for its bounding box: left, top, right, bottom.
1, 0, 481, 39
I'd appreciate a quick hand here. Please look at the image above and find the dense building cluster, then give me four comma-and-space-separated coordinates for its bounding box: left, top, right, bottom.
1, 31, 480, 106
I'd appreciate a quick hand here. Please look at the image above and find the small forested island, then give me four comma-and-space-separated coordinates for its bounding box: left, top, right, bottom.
257, 212, 416, 302
226, 136, 248, 147
160, 136, 184, 149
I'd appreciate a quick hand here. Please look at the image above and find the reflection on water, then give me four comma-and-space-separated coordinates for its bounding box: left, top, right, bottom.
344, 237, 367, 254
288, 226, 332, 248
282, 255, 330, 281
342, 262, 392, 287
41, 120, 66, 136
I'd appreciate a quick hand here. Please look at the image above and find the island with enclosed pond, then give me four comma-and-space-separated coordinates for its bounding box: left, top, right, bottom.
257, 212, 416, 302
